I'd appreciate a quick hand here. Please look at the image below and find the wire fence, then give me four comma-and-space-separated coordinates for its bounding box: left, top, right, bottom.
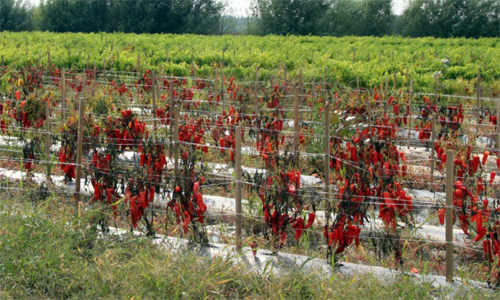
1, 68, 499, 282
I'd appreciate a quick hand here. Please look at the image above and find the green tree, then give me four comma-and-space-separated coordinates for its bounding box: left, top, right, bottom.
39, 0, 223, 34
0, 0, 33, 31
319, 0, 393, 36
401, 0, 500, 38
251, 0, 328, 35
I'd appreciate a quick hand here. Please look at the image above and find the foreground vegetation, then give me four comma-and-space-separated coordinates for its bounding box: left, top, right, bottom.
0, 189, 494, 299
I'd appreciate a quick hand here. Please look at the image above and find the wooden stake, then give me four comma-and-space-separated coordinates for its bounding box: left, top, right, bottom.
235, 126, 242, 251
75, 97, 86, 202
221, 51, 225, 104
136, 55, 140, 78
169, 79, 175, 155
293, 85, 299, 155
367, 95, 372, 134
152, 74, 158, 133
384, 77, 389, 115
496, 99, 500, 152
445, 149, 454, 283
408, 80, 413, 149
356, 75, 360, 101
214, 68, 219, 111
45, 100, 51, 179
47, 50, 52, 73
283, 65, 288, 98
255, 67, 260, 150
323, 67, 328, 97
405, 68, 409, 91
477, 68, 481, 136
324, 101, 330, 202
37, 52, 41, 71
103, 59, 106, 77
430, 113, 437, 191
173, 105, 179, 178
61, 69, 66, 124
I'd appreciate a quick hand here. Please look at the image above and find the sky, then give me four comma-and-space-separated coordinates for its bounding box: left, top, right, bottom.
226, 0, 408, 17
26, 0, 409, 17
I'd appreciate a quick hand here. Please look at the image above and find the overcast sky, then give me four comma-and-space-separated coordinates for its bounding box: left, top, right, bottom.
26, 0, 409, 17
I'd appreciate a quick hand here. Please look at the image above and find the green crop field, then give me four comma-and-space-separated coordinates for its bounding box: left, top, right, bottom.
1, 32, 499, 94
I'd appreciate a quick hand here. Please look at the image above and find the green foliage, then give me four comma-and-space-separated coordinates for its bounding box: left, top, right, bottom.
401, 0, 500, 38
1, 32, 499, 95
37, 0, 223, 34
0, 0, 34, 31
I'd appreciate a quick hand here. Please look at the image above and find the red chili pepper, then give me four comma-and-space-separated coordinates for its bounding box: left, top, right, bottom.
472, 156, 480, 173
482, 151, 490, 165
437, 208, 445, 225
250, 242, 257, 256
304, 212, 315, 229
292, 218, 304, 240
489, 172, 496, 185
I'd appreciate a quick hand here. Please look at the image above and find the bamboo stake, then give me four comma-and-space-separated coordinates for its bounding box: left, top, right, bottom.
214, 68, 219, 111
235, 126, 242, 251
476, 68, 481, 136
407, 80, 413, 149
445, 149, 454, 283
136, 55, 141, 79
75, 97, 85, 202
47, 50, 52, 73
169, 79, 175, 155
405, 68, 409, 91
37, 52, 41, 71
356, 75, 360, 101
293, 85, 299, 156
324, 101, 330, 201
61, 69, 66, 124
255, 67, 260, 149
173, 105, 179, 179
367, 95, 372, 135
496, 99, 500, 153
103, 59, 106, 78
221, 51, 225, 104
152, 74, 158, 134
430, 113, 437, 191
384, 77, 389, 115
284, 65, 288, 92
45, 100, 51, 179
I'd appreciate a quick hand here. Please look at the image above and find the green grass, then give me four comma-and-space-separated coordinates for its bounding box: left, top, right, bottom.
0, 196, 496, 299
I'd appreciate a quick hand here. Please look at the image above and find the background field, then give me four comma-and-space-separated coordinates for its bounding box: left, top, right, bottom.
1, 32, 500, 94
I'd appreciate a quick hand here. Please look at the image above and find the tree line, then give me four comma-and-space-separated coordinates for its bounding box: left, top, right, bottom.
1, 0, 499, 38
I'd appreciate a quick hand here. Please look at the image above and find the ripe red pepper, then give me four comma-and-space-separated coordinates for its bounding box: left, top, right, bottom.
490, 172, 496, 185
482, 151, 489, 166
437, 208, 445, 225
304, 212, 315, 229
